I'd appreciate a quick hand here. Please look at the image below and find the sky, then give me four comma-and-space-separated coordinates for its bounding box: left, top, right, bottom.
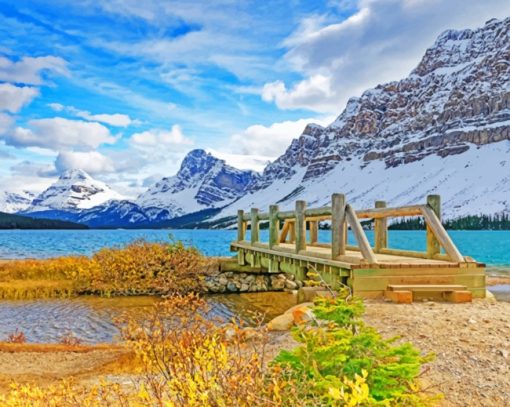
1, 0, 509, 197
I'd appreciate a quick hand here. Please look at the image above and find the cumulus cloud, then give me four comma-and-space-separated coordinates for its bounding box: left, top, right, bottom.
130, 124, 193, 148
48, 104, 135, 127
0, 83, 39, 113
55, 151, 116, 174
229, 116, 334, 158
0, 55, 69, 85
263, 0, 510, 112
3, 117, 117, 150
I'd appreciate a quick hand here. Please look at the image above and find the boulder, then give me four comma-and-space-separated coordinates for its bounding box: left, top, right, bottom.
292, 306, 315, 325
297, 287, 334, 303
267, 313, 294, 331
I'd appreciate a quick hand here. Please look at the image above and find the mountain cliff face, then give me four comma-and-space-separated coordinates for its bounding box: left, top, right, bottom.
136, 149, 259, 219
216, 17, 510, 219
25, 169, 125, 213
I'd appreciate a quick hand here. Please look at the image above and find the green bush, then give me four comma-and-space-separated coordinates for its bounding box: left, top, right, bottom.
274, 291, 440, 406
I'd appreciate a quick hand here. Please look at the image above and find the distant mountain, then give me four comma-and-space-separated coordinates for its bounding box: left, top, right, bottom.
136, 149, 259, 220
213, 16, 510, 222
24, 169, 125, 213
0, 190, 35, 213
0, 211, 88, 229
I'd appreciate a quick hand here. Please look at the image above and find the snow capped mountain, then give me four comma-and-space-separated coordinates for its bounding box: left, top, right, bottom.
5, 17, 509, 228
136, 149, 259, 220
0, 190, 35, 213
25, 169, 125, 213
216, 17, 510, 220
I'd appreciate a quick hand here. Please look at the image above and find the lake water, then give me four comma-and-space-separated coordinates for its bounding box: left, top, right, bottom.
0, 229, 509, 267
0, 229, 508, 343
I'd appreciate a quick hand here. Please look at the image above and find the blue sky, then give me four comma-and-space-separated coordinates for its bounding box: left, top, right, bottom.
1, 0, 509, 196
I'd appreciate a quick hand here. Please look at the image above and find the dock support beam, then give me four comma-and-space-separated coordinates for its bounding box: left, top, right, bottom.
426, 195, 441, 258
237, 210, 245, 241
295, 200, 307, 253
331, 193, 346, 258
251, 208, 259, 245
374, 200, 387, 253
269, 204, 279, 249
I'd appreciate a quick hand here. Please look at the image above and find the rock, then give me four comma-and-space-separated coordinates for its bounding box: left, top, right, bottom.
285, 280, 298, 290
284, 302, 314, 315
267, 313, 294, 331
292, 306, 315, 325
240, 283, 249, 292
226, 282, 238, 292
485, 290, 497, 303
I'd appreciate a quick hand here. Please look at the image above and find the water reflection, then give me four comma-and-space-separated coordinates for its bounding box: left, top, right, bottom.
0, 292, 297, 344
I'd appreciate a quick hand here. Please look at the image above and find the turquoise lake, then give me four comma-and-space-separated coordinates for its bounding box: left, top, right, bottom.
0, 229, 509, 267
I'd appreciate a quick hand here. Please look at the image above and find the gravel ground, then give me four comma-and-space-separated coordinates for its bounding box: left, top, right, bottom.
363, 299, 510, 406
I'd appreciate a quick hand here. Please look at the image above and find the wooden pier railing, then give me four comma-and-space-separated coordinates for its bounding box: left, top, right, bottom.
235, 194, 465, 265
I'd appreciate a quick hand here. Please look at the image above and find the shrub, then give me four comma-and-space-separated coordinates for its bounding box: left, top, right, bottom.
273, 292, 440, 406
0, 239, 209, 298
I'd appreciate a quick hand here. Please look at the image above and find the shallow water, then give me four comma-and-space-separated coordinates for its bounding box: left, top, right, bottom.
0, 292, 298, 344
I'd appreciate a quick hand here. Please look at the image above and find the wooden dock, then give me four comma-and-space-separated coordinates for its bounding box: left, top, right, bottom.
231, 194, 486, 302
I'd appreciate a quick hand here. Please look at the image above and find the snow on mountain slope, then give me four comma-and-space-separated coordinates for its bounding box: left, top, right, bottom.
222, 141, 509, 218
0, 190, 35, 213
136, 149, 259, 220
25, 169, 125, 212
215, 17, 510, 221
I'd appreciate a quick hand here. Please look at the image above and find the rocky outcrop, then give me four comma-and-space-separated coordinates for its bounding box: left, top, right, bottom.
251, 17, 510, 182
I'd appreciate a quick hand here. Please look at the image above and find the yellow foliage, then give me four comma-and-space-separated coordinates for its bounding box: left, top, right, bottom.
0, 240, 208, 298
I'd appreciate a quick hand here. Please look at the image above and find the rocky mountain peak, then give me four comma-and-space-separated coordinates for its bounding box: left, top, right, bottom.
25, 169, 124, 212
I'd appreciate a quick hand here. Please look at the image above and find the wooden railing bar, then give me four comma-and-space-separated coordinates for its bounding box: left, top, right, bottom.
355, 205, 425, 219
277, 210, 295, 220
345, 204, 377, 264
305, 206, 332, 217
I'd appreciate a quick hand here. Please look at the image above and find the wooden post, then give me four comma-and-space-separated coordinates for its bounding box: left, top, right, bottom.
309, 220, 318, 245
269, 204, 279, 249
332, 193, 346, 258
426, 195, 441, 258
237, 210, 245, 241
374, 201, 387, 253
295, 200, 307, 253
250, 208, 259, 245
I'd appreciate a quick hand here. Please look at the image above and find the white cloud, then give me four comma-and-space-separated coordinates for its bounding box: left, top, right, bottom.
263, 0, 510, 112
229, 116, 334, 158
55, 151, 116, 174
4, 117, 117, 150
0, 113, 14, 135
206, 149, 270, 173
130, 125, 193, 148
0, 55, 69, 85
48, 104, 135, 127
0, 83, 39, 113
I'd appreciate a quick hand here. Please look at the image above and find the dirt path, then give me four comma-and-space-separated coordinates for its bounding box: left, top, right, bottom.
363, 299, 510, 407
0, 344, 128, 390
